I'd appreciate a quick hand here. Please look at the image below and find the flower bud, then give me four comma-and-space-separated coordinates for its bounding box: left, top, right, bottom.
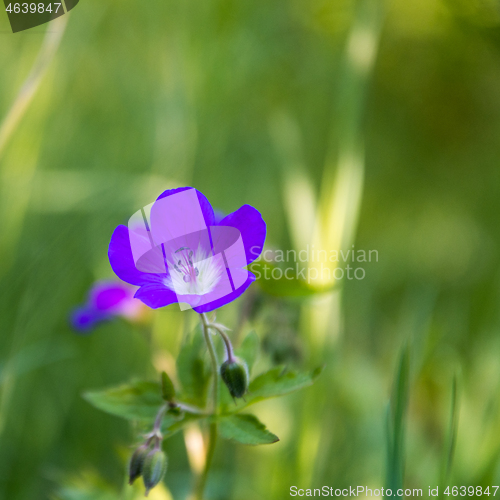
128, 444, 149, 485
220, 357, 249, 399
161, 371, 176, 402
142, 448, 167, 496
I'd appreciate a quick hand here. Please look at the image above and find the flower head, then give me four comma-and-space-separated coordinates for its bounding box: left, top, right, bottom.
70, 280, 144, 334
108, 187, 266, 313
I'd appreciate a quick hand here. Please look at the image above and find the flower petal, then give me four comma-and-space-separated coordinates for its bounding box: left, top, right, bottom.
89, 280, 132, 312
134, 283, 179, 309
108, 225, 163, 286
70, 306, 104, 334
156, 187, 215, 228
218, 205, 266, 264
192, 270, 255, 313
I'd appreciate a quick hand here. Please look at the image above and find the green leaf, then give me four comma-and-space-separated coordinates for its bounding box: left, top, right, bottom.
218, 414, 279, 445
83, 380, 162, 421
177, 329, 210, 406
221, 365, 323, 413
83, 379, 206, 437
52, 470, 131, 500
160, 410, 204, 437
234, 330, 259, 373
247, 365, 323, 402
161, 371, 176, 402
53, 485, 117, 500
250, 261, 335, 297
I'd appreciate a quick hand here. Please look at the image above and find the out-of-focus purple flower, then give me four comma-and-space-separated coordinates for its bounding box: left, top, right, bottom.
108, 187, 266, 313
71, 280, 144, 334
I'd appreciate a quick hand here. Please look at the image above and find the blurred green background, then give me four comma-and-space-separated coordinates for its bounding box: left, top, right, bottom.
2, 0, 500, 498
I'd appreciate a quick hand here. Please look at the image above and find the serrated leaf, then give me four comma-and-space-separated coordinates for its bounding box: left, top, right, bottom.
83, 380, 163, 421
161, 371, 176, 402
247, 365, 323, 401
235, 330, 259, 373
221, 365, 323, 413
177, 329, 210, 406
218, 414, 279, 445
83, 380, 206, 438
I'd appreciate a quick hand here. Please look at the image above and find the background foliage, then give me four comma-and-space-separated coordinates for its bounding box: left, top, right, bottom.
2, 0, 500, 498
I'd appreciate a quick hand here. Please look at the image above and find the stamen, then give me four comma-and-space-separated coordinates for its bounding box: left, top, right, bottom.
163, 244, 222, 296
174, 246, 200, 284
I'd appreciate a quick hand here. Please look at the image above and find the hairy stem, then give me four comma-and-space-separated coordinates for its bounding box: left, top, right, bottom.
153, 405, 167, 433
144, 404, 167, 450
200, 313, 218, 413
208, 324, 235, 362
194, 312, 219, 500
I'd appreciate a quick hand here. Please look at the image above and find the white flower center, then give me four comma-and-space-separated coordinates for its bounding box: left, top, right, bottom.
163, 245, 223, 296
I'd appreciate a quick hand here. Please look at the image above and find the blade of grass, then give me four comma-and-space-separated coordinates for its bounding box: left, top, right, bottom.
0, 15, 68, 162
0, 15, 68, 278
386, 345, 410, 493
439, 376, 459, 497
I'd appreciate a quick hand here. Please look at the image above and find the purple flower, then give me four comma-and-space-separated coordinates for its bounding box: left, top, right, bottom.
71, 280, 144, 334
108, 187, 266, 313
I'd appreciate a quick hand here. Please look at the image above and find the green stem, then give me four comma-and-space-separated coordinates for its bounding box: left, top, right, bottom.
200, 313, 218, 413
153, 405, 167, 433
194, 313, 219, 500
208, 324, 235, 362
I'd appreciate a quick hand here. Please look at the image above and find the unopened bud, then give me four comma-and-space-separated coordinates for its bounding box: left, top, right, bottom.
220, 357, 249, 399
142, 448, 167, 496
161, 371, 176, 402
128, 444, 149, 485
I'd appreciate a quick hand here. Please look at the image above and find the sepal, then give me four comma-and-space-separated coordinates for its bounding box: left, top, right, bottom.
220, 357, 249, 399
142, 448, 168, 497
128, 444, 149, 485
